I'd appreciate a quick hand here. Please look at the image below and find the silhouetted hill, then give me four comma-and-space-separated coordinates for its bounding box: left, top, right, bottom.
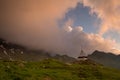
88, 50, 120, 69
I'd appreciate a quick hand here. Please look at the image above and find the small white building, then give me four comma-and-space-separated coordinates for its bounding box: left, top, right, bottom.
78, 49, 88, 61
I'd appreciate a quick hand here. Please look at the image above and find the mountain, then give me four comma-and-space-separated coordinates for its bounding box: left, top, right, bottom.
1, 37, 120, 69
1, 38, 120, 79
0, 38, 76, 63
88, 50, 120, 69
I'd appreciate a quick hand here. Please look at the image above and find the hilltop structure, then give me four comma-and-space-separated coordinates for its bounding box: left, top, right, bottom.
78, 49, 88, 60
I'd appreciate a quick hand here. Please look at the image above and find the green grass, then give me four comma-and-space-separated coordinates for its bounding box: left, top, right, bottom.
0, 59, 120, 80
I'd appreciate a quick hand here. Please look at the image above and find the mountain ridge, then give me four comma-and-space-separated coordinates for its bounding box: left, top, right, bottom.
88, 50, 120, 69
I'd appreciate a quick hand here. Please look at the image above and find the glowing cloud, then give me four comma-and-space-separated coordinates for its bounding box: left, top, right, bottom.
0, 0, 78, 51
61, 26, 117, 57
0, 0, 119, 57
81, 0, 120, 35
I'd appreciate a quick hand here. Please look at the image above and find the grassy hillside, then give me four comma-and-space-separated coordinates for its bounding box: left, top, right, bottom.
0, 59, 120, 80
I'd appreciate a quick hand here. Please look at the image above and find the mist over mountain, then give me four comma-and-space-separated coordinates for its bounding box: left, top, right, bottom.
1, 37, 120, 69
0, 38, 76, 63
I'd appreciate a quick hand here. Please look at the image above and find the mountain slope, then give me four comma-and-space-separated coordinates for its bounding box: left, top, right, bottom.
0, 38, 76, 62
88, 50, 120, 69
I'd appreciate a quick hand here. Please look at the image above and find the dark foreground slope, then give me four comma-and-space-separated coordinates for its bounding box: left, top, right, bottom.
0, 59, 120, 80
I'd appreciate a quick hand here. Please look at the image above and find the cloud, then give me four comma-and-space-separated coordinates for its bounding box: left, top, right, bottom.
81, 0, 120, 35
0, 0, 78, 51
61, 26, 118, 57
0, 0, 119, 57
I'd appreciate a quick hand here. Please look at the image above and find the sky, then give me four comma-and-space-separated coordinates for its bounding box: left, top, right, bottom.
59, 2, 100, 33
0, 0, 120, 57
